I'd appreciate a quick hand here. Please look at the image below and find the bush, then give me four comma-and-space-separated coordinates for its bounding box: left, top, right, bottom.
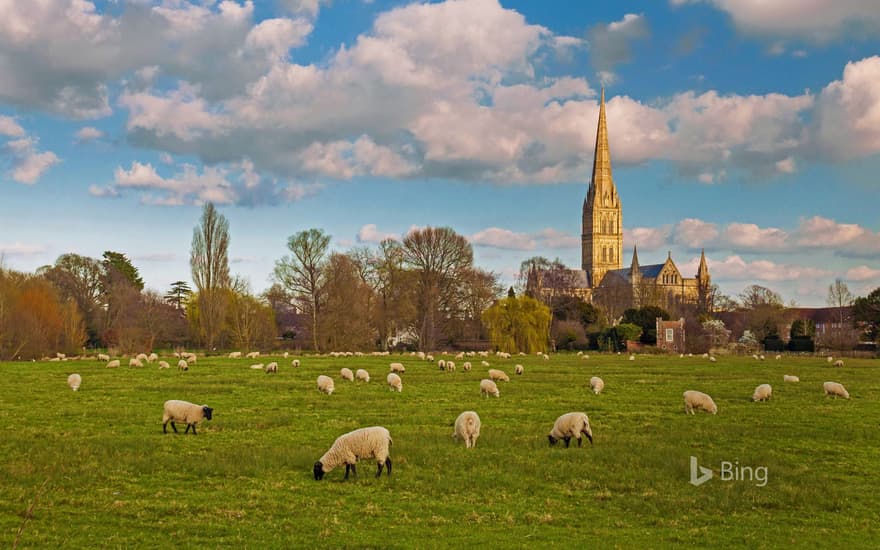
787, 336, 815, 352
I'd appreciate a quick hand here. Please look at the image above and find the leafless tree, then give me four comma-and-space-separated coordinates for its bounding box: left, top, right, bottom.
826, 278, 855, 351
190, 202, 231, 350
273, 228, 330, 352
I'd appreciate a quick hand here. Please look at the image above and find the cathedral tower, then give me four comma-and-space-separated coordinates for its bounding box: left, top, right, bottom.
582, 88, 623, 286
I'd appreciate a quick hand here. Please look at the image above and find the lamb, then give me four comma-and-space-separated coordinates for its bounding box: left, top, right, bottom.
752, 383, 772, 402
265, 362, 278, 374
158, 361, 170, 369
148, 353, 159, 363
136, 353, 148, 363
292, 359, 301, 368
356, 369, 370, 382
514, 364, 524, 375
709, 356, 717, 363
317, 375, 335, 395
488, 369, 509, 382
67, 373, 82, 391
446, 361, 456, 372
228, 351, 242, 359
438, 359, 446, 370
129, 358, 144, 368
683, 390, 717, 415
481, 360, 490, 367
590, 376, 604, 395
834, 359, 844, 367
97, 353, 110, 362
162, 399, 213, 435
250, 364, 264, 370
389, 362, 406, 373
548, 412, 593, 447
480, 379, 499, 398
340, 367, 354, 381
247, 351, 260, 359
453, 411, 481, 449
823, 381, 850, 399
178, 359, 189, 371
462, 362, 472, 372
783, 374, 800, 383
387, 372, 403, 392
313, 426, 392, 480
106, 359, 120, 368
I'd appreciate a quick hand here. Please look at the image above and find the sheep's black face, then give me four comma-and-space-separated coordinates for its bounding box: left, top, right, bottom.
313, 462, 325, 481
203, 406, 214, 420
548, 435, 557, 446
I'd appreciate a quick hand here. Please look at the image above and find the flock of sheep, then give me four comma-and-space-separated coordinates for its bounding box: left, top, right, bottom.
58, 348, 856, 481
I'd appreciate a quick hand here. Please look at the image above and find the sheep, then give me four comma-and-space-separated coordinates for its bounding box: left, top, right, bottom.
542, 354, 549, 360
317, 375, 335, 395
228, 351, 242, 358
752, 384, 772, 402
709, 356, 717, 363
628, 355, 635, 361
106, 359, 120, 369
247, 351, 260, 359
292, 359, 301, 368
97, 353, 110, 362
581, 354, 590, 360
446, 361, 456, 372
683, 390, 717, 415
283, 352, 289, 358
481, 360, 490, 367
514, 364, 524, 375
590, 376, 604, 395
148, 353, 159, 363
340, 367, 354, 381
488, 369, 509, 382
313, 426, 392, 480
178, 360, 189, 371
158, 361, 170, 369
775, 354, 782, 360
453, 411, 481, 448
548, 412, 593, 447
834, 359, 844, 367
462, 362, 472, 372
759, 355, 765, 361
183, 353, 197, 364
356, 369, 370, 383
783, 374, 800, 383
250, 363, 264, 370
826, 356, 833, 363
136, 353, 148, 363
387, 372, 403, 392
162, 400, 213, 435
129, 358, 144, 368
438, 359, 446, 370
389, 362, 406, 373
67, 373, 82, 392
265, 362, 278, 374
480, 379, 499, 398
823, 381, 850, 399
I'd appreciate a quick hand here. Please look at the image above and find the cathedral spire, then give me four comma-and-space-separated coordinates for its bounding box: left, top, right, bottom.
631, 245, 640, 271
591, 87, 613, 194
631, 245, 641, 283
697, 248, 709, 282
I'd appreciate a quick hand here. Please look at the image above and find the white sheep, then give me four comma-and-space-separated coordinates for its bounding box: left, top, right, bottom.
162, 400, 213, 435
480, 379, 499, 398
628, 355, 635, 361
683, 390, 717, 415
834, 359, 844, 367
542, 354, 549, 360
250, 363, 264, 370
481, 360, 490, 367
462, 362, 472, 372
389, 362, 406, 373
548, 412, 593, 447
453, 411, 481, 449
446, 361, 456, 372
581, 354, 590, 360
265, 362, 278, 374
67, 373, 82, 392
426, 354, 434, 362
514, 364, 523, 375
292, 359, 301, 368
356, 369, 370, 383
317, 375, 335, 395
283, 352, 289, 358
590, 376, 604, 395
177, 359, 189, 371
313, 426, 392, 480
783, 374, 799, 383
775, 354, 782, 360
438, 359, 446, 370
136, 353, 148, 363
184, 353, 197, 364
148, 353, 158, 363
228, 351, 242, 358
129, 358, 143, 368
106, 359, 120, 369
826, 356, 834, 363
97, 353, 110, 362
823, 381, 850, 399
709, 356, 717, 363
387, 372, 402, 392
247, 351, 260, 359
488, 369, 509, 382
752, 384, 772, 402
340, 367, 354, 381
158, 361, 170, 369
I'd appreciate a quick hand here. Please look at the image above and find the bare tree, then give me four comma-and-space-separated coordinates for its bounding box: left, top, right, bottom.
372, 239, 416, 350
320, 253, 376, 350
826, 278, 855, 351
273, 228, 330, 352
190, 202, 231, 350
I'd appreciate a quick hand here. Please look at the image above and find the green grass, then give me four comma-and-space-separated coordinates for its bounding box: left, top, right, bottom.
1, 353, 878, 548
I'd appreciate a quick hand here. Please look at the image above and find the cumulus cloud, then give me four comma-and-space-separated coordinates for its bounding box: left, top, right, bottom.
724, 223, 790, 251
2, 136, 60, 184
624, 226, 672, 251
534, 228, 580, 249
674, 218, 719, 248
792, 215, 880, 257
470, 227, 535, 250
702, 255, 832, 282
75, 126, 104, 142
587, 13, 650, 73
0, 116, 25, 137
357, 224, 400, 244
845, 265, 880, 281
812, 56, 880, 160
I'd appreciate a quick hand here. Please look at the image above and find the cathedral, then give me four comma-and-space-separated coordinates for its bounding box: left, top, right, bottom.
528, 88, 710, 311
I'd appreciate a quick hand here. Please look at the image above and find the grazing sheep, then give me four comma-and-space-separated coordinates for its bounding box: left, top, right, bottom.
823, 381, 850, 399
356, 369, 370, 383
106, 360, 120, 369
313, 426, 392, 480
548, 412, 593, 447
581, 354, 590, 360
453, 411, 481, 449
462, 362, 472, 372
317, 375, 335, 395
481, 360, 490, 367
292, 359, 301, 368
628, 355, 635, 361
136, 353, 149, 363
250, 363, 264, 370
340, 368, 354, 381
709, 356, 717, 363
775, 354, 782, 360
590, 376, 604, 395
387, 372, 403, 392
67, 373, 82, 392
834, 359, 844, 367
148, 353, 159, 363
480, 379, 499, 398
542, 354, 549, 360
229, 351, 242, 358
438, 359, 446, 371
247, 351, 260, 359
488, 369, 509, 382
158, 361, 170, 369
129, 358, 144, 368
683, 390, 717, 415
783, 375, 800, 383
162, 400, 213, 435
446, 361, 456, 372
183, 353, 197, 364
97, 353, 110, 362
283, 352, 289, 358
514, 364, 524, 375
826, 356, 833, 363
177, 360, 189, 371
389, 362, 406, 373
265, 362, 278, 374
752, 384, 772, 402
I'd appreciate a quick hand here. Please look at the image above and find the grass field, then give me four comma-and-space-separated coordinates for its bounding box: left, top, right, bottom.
1, 352, 878, 548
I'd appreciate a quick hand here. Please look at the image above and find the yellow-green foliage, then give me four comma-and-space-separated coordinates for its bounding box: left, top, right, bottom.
482, 295, 551, 353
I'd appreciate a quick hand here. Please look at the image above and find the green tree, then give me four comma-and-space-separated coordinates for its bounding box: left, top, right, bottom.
853, 287, 880, 342
102, 251, 144, 290
190, 202, 231, 350
482, 295, 551, 354
164, 280, 192, 312
621, 305, 670, 345
274, 228, 331, 352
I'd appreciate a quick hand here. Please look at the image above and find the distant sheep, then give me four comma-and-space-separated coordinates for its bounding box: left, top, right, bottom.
177, 359, 189, 371
317, 375, 335, 395
148, 353, 158, 363
590, 376, 604, 395
67, 373, 82, 392
481, 360, 490, 367
462, 362, 472, 372
826, 356, 834, 363
97, 353, 110, 362
775, 354, 782, 360
250, 363, 264, 370
136, 353, 148, 363
106, 360, 120, 369
823, 381, 849, 399
709, 356, 717, 363
453, 411, 481, 448
446, 361, 456, 372
265, 362, 278, 374
683, 390, 717, 415
514, 364, 523, 375
340, 367, 354, 381
438, 359, 446, 370
229, 351, 242, 358
158, 361, 170, 369
387, 372, 402, 392
480, 379, 499, 398
834, 360, 844, 367
162, 400, 213, 435
542, 354, 549, 361
292, 359, 301, 368
548, 412, 593, 447
752, 384, 772, 402
129, 358, 143, 368
488, 369, 509, 382
783, 374, 799, 383
247, 351, 260, 359
628, 355, 635, 361
313, 426, 392, 480
389, 362, 406, 373
356, 369, 370, 382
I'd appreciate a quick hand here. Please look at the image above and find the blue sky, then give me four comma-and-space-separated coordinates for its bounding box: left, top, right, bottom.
1, 0, 879, 306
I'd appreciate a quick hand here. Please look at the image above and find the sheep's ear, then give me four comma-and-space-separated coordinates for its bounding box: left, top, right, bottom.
313, 462, 325, 480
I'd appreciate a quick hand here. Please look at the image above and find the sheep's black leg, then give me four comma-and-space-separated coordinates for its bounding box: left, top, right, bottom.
184, 423, 191, 434
385, 458, 392, 477
191, 424, 198, 435
350, 464, 357, 478
170, 421, 179, 433
163, 422, 168, 434
564, 437, 571, 448
376, 462, 383, 477
344, 464, 351, 480
577, 437, 583, 448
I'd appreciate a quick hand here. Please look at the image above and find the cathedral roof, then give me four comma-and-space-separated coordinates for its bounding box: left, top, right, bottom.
605, 264, 665, 283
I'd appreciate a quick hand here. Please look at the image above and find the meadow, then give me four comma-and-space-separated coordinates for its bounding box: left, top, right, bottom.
1, 352, 878, 548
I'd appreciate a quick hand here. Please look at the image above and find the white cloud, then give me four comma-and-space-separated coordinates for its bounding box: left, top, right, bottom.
673, 218, 719, 248
0, 241, 47, 256
813, 56, 880, 160
135, 253, 176, 262
470, 227, 535, 250
88, 184, 120, 198
587, 13, 650, 73
792, 215, 880, 256
75, 126, 104, 142
725, 223, 790, 251
624, 226, 671, 251
846, 265, 880, 281
705, 255, 832, 282
357, 224, 400, 244
3, 136, 60, 184
775, 156, 796, 173
534, 228, 580, 249
0, 116, 25, 137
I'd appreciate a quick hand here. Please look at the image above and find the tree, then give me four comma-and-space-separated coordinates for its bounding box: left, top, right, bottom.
372, 239, 417, 350
621, 305, 670, 345
226, 280, 277, 350
102, 251, 144, 290
190, 202, 231, 350
273, 228, 331, 351
853, 287, 880, 342
482, 295, 551, 354
38, 253, 104, 345
319, 252, 376, 351
702, 318, 731, 348
402, 227, 473, 350
826, 279, 855, 351
598, 323, 642, 352
165, 281, 192, 312
739, 285, 786, 345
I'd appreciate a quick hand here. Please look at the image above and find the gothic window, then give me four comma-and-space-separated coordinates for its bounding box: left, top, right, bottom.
610, 248, 614, 262
602, 247, 606, 262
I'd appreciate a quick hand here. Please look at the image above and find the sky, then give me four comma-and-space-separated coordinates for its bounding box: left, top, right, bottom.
0, 0, 879, 307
